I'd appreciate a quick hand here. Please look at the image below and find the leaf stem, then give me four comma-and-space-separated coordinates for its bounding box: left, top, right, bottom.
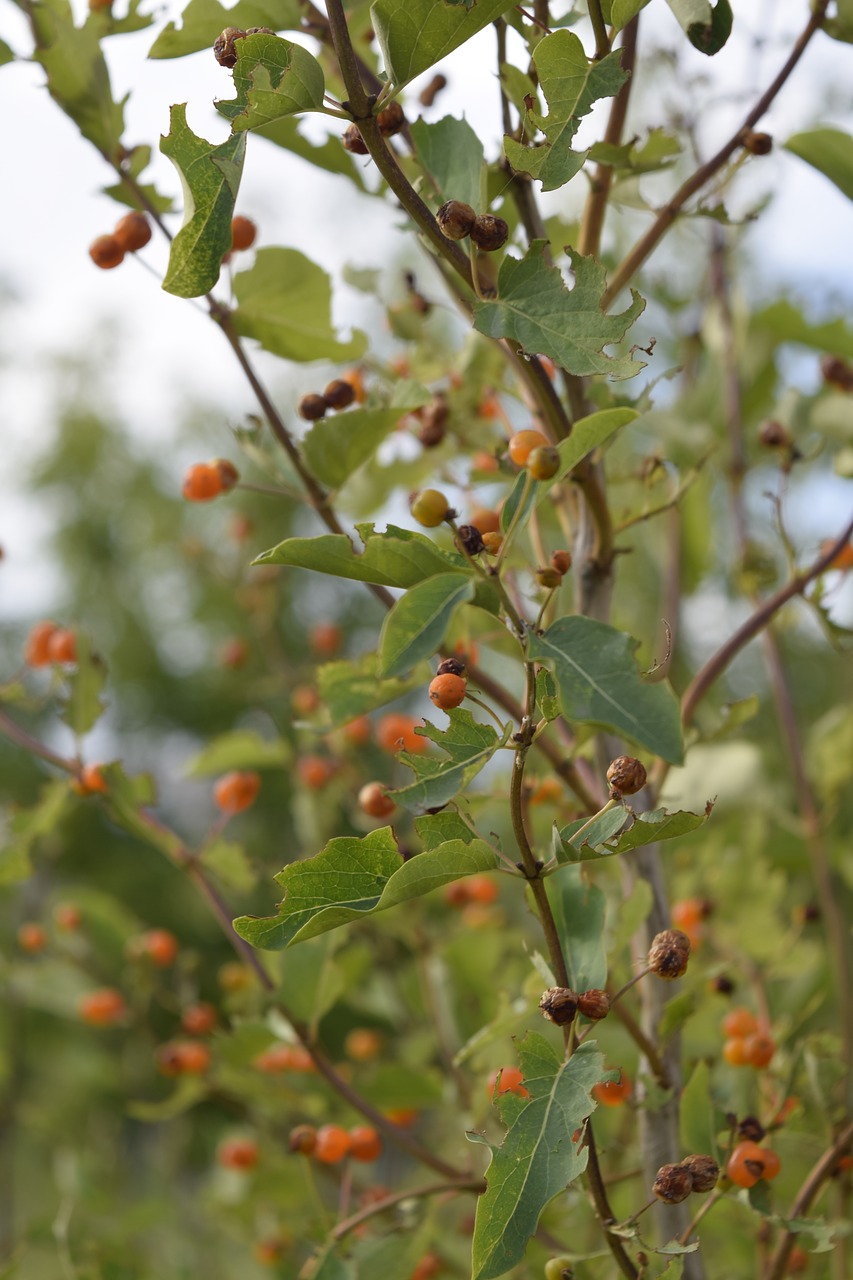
587, 0, 612, 60
331, 1177, 485, 1241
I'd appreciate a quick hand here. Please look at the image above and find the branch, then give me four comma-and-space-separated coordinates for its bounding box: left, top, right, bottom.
331, 1177, 484, 1240
765, 1120, 853, 1280
578, 15, 639, 258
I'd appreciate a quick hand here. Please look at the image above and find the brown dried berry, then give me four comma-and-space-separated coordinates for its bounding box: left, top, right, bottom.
456, 525, 485, 556
289, 1124, 317, 1155
536, 567, 563, 590
437, 657, 467, 679
245, 25, 274, 35
377, 100, 406, 137
648, 929, 691, 980
551, 550, 572, 576
742, 130, 773, 155
712, 974, 735, 995
738, 1116, 766, 1143
89, 234, 125, 270
606, 755, 647, 797
113, 211, 152, 253
419, 74, 447, 108
214, 27, 246, 68
418, 417, 445, 447
342, 124, 369, 155
298, 393, 327, 421
470, 215, 509, 252
436, 200, 476, 241
653, 1162, 694, 1204
820, 354, 853, 392
758, 420, 792, 448
679, 1154, 720, 1193
323, 379, 356, 411
539, 987, 579, 1026
214, 459, 239, 491
577, 989, 610, 1021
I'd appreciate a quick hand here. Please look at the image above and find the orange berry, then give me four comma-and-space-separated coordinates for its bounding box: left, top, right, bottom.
181, 1002, 218, 1036
385, 1107, 419, 1127
472, 450, 500, 472
156, 1039, 211, 1075
508, 429, 548, 467
443, 881, 471, 907
341, 715, 372, 746
743, 1032, 776, 1068
722, 1007, 758, 1039
230, 215, 257, 251
482, 531, 503, 555
288, 1045, 316, 1072
89, 233, 125, 269
54, 902, 82, 931
291, 684, 320, 715
47, 628, 77, 664
254, 1237, 289, 1266
411, 1255, 442, 1280
213, 770, 261, 814
466, 874, 498, 905
429, 672, 467, 710
530, 777, 562, 805
376, 714, 426, 755
113, 211, 152, 252
820, 538, 853, 571
136, 928, 179, 967
726, 1140, 775, 1188
24, 620, 58, 667
787, 1245, 809, 1273
469, 508, 501, 535
349, 1125, 382, 1162
18, 922, 46, 953
758, 1148, 781, 1180
722, 1037, 750, 1066
309, 621, 342, 657
218, 961, 252, 991
218, 1137, 259, 1170
314, 1124, 351, 1163
461, 902, 497, 928
672, 898, 704, 930
289, 1124, 318, 1154
488, 1066, 529, 1099
182, 461, 223, 502
592, 1072, 632, 1107
341, 368, 367, 403
79, 987, 126, 1026
344, 1027, 383, 1061
358, 782, 395, 818
254, 1045, 295, 1073
477, 392, 502, 420
77, 763, 108, 795
297, 755, 336, 789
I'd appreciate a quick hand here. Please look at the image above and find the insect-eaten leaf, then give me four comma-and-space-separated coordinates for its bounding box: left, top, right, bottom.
216, 31, 325, 130
390, 709, 513, 814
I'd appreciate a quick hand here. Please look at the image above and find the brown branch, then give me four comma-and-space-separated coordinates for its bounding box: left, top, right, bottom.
578, 16, 639, 258
765, 1121, 853, 1280
586, 1124, 640, 1278
331, 1177, 484, 1240
0, 707, 76, 774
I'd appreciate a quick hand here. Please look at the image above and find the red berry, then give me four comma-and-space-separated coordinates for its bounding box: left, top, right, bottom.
341, 715, 371, 745
18, 923, 47, 953
314, 1124, 351, 1163
76, 763, 108, 795
466, 875, 498, 905
213, 770, 261, 814
726, 1140, 776, 1188
722, 1008, 758, 1038
230, 215, 257, 251
47, 628, 77, 665
218, 1137, 259, 1170
181, 1002, 218, 1036
592, 1072, 632, 1107
348, 1125, 383, 1162
136, 928, 179, 967
24, 620, 58, 667
156, 1039, 211, 1075
89, 234, 125, 269
488, 1066, 528, 1099
309, 622, 343, 656
297, 756, 335, 789
344, 1027, 383, 1061
79, 988, 126, 1026
376, 714, 425, 755
182, 462, 223, 502
54, 903, 82, 931
358, 782, 396, 818
743, 1031, 776, 1068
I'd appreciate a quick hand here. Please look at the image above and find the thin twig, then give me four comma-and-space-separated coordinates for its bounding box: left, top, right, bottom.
578, 15, 639, 257
331, 1177, 485, 1240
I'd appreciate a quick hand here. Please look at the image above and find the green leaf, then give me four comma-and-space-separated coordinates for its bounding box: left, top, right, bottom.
500, 470, 537, 535
233, 827, 499, 949
551, 407, 636, 486
302, 406, 417, 489
611, 0, 651, 30
160, 104, 246, 299
0, 39, 14, 66
318, 653, 429, 726
378, 573, 475, 677
665, 0, 732, 55
275, 935, 346, 1024
826, 0, 853, 43
415, 810, 481, 849
215, 32, 325, 129
559, 805, 629, 862
390, 709, 512, 814
184, 729, 289, 777
410, 115, 485, 210
473, 243, 645, 379
785, 128, 853, 204
567, 805, 711, 860
503, 31, 628, 191
59, 634, 107, 736
201, 839, 257, 893
753, 300, 853, 359
659, 990, 699, 1041
148, 0, 302, 58
545, 864, 607, 991
30, 0, 124, 156
529, 617, 684, 763
255, 522, 470, 588
472, 1036, 604, 1280
1, 780, 71, 887
588, 127, 680, 174
100, 765, 184, 861
679, 1061, 717, 1158
371, 0, 517, 87
357, 1063, 446, 1109
127, 1077, 208, 1122
231, 247, 366, 362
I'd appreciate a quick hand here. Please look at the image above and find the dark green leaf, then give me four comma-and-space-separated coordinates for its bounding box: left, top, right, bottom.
148, 0, 301, 58
0, 39, 14, 65
472, 1036, 604, 1280
59, 633, 108, 735
665, 0, 732, 55
160, 103, 246, 298
390, 709, 512, 813
30, 0, 124, 155
473, 243, 645, 379
529, 616, 683, 763
371, 0, 517, 87
318, 653, 429, 726
231, 247, 366, 362
255, 522, 468, 588
559, 805, 629, 861
215, 32, 325, 129
659, 990, 698, 1041
410, 116, 485, 210
503, 30, 628, 191
569, 805, 711, 859
302, 407, 417, 489
785, 128, 853, 204
184, 729, 289, 776
825, 0, 853, 43
378, 573, 475, 677
415, 810, 481, 849
545, 864, 607, 990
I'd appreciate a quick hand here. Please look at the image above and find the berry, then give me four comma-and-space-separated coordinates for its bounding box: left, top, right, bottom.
410, 1255, 442, 1280
722, 1037, 750, 1066
436, 656, 467, 678
508, 430, 548, 467
672, 897, 705, 930
577, 989, 610, 1021
218, 1137, 259, 1170
291, 684, 320, 716
467, 875, 498, 904
289, 1124, 318, 1154
821, 538, 853, 571
254, 1238, 290, 1266
376, 714, 426, 755
606, 755, 647, 796
385, 1107, 419, 1127
182, 461, 223, 501
79, 988, 126, 1026
488, 1066, 528, 1099
89, 234, 125, 269
410, 489, 450, 527
348, 1125, 383, 1162
726, 1141, 778, 1188
136, 928, 179, 967
419, 73, 447, 107
469, 508, 501, 535
722, 1007, 758, 1038
220, 637, 249, 669
436, 200, 476, 241
444, 881, 471, 907
47, 628, 77, 664
470, 214, 508, 252
213, 770, 261, 814
551, 550, 572, 576
592, 1072, 632, 1107
314, 1124, 351, 1163
254, 1045, 296, 1072
181, 1002, 218, 1035
456, 524, 485, 556
297, 756, 335, 789
742, 129, 773, 155
298, 393, 327, 421
213, 26, 246, 67
25, 620, 58, 667
341, 715, 372, 745
743, 1031, 776, 1068
309, 622, 342, 656
323, 379, 356, 410
648, 929, 691, 980
344, 1027, 383, 1061
429, 672, 467, 710
539, 987, 579, 1026
18, 922, 46, 953
482, 532, 503, 555
653, 1162, 694, 1204
787, 1246, 809, 1273
530, 777, 562, 805
536, 567, 563, 589
156, 1039, 211, 1075
214, 458, 239, 491
113, 211, 152, 252
342, 123, 369, 154
54, 903, 82, 931
230, 215, 257, 251
358, 782, 395, 818
738, 1116, 766, 1142
341, 368, 366, 403
527, 445, 560, 481
680, 1154, 720, 1192
77, 763, 108, 794
544, 1259, 573, 1280
759, 420, 792, 449
218, 962, 252, 991
377, 100, 406, 136
821, 354, 853, 393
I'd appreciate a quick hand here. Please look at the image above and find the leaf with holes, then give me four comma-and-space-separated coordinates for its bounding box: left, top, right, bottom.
216, 31, 325, 129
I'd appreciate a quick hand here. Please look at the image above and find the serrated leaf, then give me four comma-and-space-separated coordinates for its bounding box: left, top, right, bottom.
160, 104, 245, 298
185, 729, 289, 777
472, 1036, 603, 1280
234, 827, 499, 949
679, 1061, 717, 1158
319, 653, 429, 726
30, 0, 124, 155
148, 0, 301, 58
390, 709, 512, 813
231, 247, 366, 362
503, 30, 628, 191
378, 573, 475, 677
665, 0, 732, 55
785, 128, 853, 204
415, 810, 480, 849
215, 32, 324, 129
550, 407, 636, 487
371, 0, 517, 87
473, 243, 645, 379
410, 115, 485, 210
255, 522, 470, 588
545, 864, 607, 991
569, 805, 711, 860
529, 617, 683, 763
59, 634, 107, 736
302, 406, 417, 489
588, 127, 680, 173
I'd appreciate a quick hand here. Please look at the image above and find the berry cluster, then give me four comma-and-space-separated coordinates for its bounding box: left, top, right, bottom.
289, 1122, 383, 1164
342, 100, 407, 155
508, 429, 560, 481
25, 620, 77, 667
297, 375, 360, 422
253, 1044, 316, 1073
721, 1008, 776, 1068
653, 1153, 720, 1203
436, 200, 509, 253
89, 210, 152, 270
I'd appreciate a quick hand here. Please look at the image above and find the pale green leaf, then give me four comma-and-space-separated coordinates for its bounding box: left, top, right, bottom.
559, 806, 628, 862
545, 864, 607, 991
611, 0, 651, 30
59, 633, 108, 736
127, 1077, 207, 1121
390, 709, 512, 813
378, 573, 475, 677
184, 729, 289, 777
302, 406, 418, 489
371, 0, 517, 86
231, 247, 366, 362
216, 32, 325, 130
566, 805, 711, 860
160, 103, 245, 298
410, 115, 485, 210
785, 128, 853, 204
254, 116, 368, 188
473, 243, 645, 379
753, 300, 853, 359
1, 779, 72, 887
201, 839, 257, 893
148, 0, 301, 58
30, 0, 124, 155
679, 1061, 717, 1158
588, 127, 680, 173
255, 522, 469, 588
550, 407, 636, 485
0, 39, 14, 65
318, 653, 429, 726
